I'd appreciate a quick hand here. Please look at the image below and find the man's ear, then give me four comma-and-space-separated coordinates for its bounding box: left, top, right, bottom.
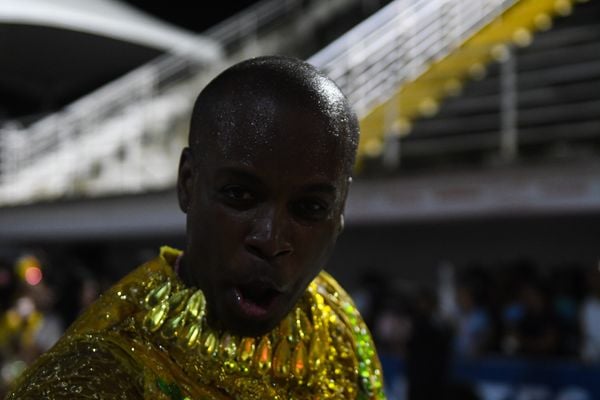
177, 147, 194, 214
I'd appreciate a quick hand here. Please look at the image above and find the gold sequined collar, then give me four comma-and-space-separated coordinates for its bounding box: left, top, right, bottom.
138, 246, 385, 399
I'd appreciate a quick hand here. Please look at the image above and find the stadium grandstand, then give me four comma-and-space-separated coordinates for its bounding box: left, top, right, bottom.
1, 0, 599, 398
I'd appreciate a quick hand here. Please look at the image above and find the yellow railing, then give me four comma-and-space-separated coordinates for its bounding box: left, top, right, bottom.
358, 0, 585, 161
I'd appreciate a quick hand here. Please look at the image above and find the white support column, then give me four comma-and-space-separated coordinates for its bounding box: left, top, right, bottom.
382, 93, 401, 171
500, 45, 518, 161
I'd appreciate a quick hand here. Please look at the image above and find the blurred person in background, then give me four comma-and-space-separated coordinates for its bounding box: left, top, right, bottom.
7, 56, 386, 400
452, 270, 492, 359
0, 258, 16, 312
24, 280, 64, 356
550, 265, 582, 358
351, 270, 387, 331
405, 286, 452, 400
373, 291, 412, 357
580, 266, 600, 363
0, 257, 18, 397
499, 259, 537, 356
53, 254, 110, 327
505, 279, 560, 358
0, 254, 64, 397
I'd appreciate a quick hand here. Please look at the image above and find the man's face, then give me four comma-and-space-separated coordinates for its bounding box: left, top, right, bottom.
178, 94, 350, 336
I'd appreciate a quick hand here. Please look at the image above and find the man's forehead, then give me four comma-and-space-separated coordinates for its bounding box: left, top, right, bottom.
190, 57, 358, 178
209, 130, 346, 179
203, 90, 346, 156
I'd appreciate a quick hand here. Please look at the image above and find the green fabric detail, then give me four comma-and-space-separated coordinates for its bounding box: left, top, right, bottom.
156, 378, 184, 400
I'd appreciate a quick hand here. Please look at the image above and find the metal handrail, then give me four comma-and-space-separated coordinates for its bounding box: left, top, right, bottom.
0, 0, 344, 203
309, 0, 517, 117
0, 0, 520, 204
205, 0, 303, 44
1, 54, 203, 176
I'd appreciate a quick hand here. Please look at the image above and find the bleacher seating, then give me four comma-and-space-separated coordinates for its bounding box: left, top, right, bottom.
1, 0, 598, 206
0, 0, 387, 205
395, 0, 600, 171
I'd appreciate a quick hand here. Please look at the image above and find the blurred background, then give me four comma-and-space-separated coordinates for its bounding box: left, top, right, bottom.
1, 0, 599, 398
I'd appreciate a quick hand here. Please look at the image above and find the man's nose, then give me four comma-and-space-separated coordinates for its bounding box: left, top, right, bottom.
244, 206, 293, 260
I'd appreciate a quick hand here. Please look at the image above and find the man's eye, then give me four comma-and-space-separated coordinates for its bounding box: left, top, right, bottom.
292, 199, 330, 220
220, 186, 254, 203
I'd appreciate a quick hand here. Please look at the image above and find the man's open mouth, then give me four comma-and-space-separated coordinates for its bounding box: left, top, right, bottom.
234, 283, 281, 318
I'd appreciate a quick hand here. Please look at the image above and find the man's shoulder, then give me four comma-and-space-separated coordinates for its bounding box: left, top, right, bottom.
7, 333, 143, 399
311, 270, 365, 327
6, 247, 183, 399
115, 246, 181, 291
309, 271, 386, 399
63, 246, 179, 337
313, 270, 353, 303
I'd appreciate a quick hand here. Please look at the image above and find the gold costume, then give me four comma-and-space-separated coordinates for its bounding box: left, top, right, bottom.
7, 247, 385, 399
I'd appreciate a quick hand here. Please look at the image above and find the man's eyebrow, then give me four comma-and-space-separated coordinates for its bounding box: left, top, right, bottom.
216, 167, 338, 194
299, 182, 337, 195
216, 167, 259, 180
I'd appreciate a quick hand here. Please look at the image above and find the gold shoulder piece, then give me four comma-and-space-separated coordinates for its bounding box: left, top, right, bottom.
7, 339, 143, 399
313, 271, 387, 400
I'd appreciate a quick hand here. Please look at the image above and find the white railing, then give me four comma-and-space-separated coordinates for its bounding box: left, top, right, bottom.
309, 0, 517, 117
205, 0, 371, 57
0, 54, 215, 201
205, 0, 304, 45
0, 0, 341, 205
3, 54, 200, 173
0, 0, 519, 205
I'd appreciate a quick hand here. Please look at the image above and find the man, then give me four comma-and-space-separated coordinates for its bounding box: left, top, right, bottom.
7, 56, 385, 399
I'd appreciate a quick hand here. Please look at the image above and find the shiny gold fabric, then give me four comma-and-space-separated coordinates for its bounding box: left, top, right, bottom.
7, 247, 385, 399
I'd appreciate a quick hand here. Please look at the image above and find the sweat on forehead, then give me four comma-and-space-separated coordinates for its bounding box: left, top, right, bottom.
188, 56, 359, 172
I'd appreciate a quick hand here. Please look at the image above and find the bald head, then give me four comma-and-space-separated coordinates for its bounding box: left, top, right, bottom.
188, 56, 359, 175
